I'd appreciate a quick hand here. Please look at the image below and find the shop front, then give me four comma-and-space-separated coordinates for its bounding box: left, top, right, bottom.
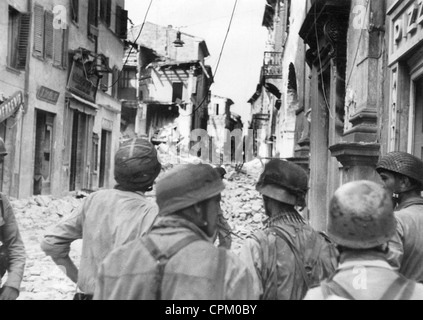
387, 0, 423, 158
0, 91, 24, 195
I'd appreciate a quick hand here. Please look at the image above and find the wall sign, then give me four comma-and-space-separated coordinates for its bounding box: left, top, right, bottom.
67, 61, 99, 103
389, 0, 423, 65
37, 86, 60, 105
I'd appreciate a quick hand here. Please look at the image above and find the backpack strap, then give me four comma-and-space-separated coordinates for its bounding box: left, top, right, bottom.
380, 276, 416, 300
249, 230, 278, 300
142, 235, 201, 300
214, 248, 227, 300
0, 194, 4, 244
270, 226, 310, 288
320, 279, 356, 300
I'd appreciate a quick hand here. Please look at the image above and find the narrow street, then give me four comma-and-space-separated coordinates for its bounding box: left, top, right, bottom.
13, 160, 266, 300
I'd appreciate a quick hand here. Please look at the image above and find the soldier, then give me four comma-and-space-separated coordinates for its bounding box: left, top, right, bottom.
304, 180, 423, 300
376, 151, 423, 283
40, 138, 161, 300
0, 138, 26, 300
239, 159, 338, 300
94, 164, 255, 300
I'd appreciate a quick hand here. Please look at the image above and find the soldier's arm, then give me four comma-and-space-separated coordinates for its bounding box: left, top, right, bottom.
1, 197, 26, 294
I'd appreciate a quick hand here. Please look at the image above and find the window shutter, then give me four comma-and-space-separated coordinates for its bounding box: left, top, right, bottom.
115, 6, 122, 36
53, 28, 63, 66
106, 0, 112, 27
120, 9, 128, 39
100, 57, 110, 92
16, 13, 31, 70
62, 28, 69, 68
33, 4, 44, 57
112, 67, 119, 98
45, 11, 54, 59
100, 0, 106, 22
71, 0, 79, 23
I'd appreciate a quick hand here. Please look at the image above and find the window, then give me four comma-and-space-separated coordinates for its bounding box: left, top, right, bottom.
71, 0, 79, 23
119, 69, 136, 89
33, 5, 67, 66
172, 83, 183, 103
100, 0, 112, 27
100, 57, 110, 92
8, 6, 30, 70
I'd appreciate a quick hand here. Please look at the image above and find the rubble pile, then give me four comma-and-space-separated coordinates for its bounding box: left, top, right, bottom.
11, 194, 85, 300
12, 152, 266, 300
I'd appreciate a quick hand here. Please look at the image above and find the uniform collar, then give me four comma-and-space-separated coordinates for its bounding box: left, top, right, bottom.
396, 196, 423, 211
338, 251, 393, 271
151, 216, 211, 241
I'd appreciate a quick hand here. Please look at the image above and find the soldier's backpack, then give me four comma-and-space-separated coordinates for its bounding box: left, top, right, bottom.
250, 224, 338, 300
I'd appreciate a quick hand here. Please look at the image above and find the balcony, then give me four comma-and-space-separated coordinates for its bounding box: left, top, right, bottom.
263, 51, 282, 78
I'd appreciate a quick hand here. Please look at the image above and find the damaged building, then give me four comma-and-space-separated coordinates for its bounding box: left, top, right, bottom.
120, 22, 213, 149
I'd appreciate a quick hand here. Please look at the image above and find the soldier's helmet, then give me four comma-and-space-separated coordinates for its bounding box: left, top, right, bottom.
328, 180, 397, 249
256, 159, 308, 206
156, 164, 225, 216
114, 137, 162, 191
376, 151, 423, 187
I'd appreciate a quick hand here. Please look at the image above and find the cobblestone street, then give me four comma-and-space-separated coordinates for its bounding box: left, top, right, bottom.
10, 161, 266, 300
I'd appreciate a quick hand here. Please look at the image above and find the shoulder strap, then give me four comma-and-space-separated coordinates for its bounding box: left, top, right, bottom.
320, 280, 356, 300
249, 230, 278, 300
270, 226, 310, 288
380, 276, 416, 300
142, 235, 201, 300
0, 194, 4, 243
215, 248, 227, 300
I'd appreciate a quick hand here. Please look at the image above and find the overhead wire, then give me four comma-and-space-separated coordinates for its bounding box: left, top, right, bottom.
346, 0, 371, 88
182, 0, 239, 117
314, 2, 333, 120
106, 0, 154, 89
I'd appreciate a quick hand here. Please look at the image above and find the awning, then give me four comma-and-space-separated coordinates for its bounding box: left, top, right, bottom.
0, 91, 23, 123
66, 92, 98, 116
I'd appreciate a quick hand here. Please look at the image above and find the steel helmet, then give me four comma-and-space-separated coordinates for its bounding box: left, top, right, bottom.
114, 137, 162, 191
156, 164, 225, 216
256, 159, 308, 206
0, 138, 7, 156
328, 180, 397, 249
376, 152, 423, 187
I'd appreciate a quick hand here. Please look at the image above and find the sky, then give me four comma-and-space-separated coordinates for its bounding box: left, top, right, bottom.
125, 0, 268, 124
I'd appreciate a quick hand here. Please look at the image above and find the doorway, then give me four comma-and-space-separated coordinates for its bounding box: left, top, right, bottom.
33, 110, 55, 195
413, 78, 423, 159
69, 110, 89, 191
99, 129, 111, 188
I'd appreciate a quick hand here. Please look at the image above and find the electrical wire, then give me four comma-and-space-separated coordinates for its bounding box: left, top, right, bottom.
346, 0, 370, 88
182, 0, 239, 117
106, 0, 154, 89
214, 0, 238, 79
314, 3, 333, 120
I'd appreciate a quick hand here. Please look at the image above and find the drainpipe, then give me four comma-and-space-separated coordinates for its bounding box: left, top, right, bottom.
17, 0, 33, 199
